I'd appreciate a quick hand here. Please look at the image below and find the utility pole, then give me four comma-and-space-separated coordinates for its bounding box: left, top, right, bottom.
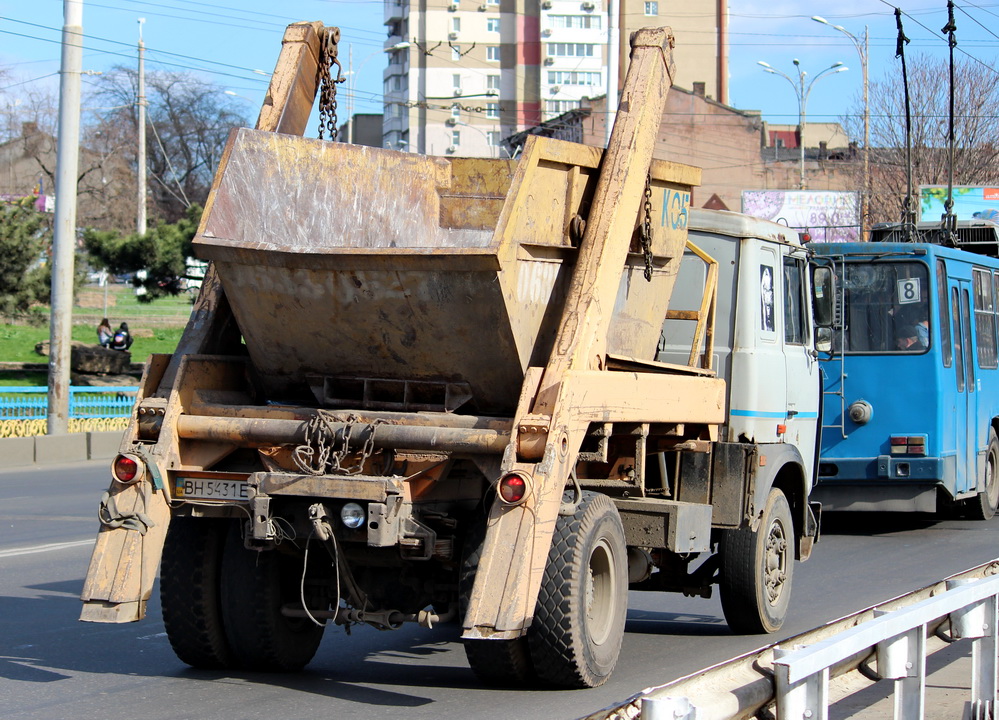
758, 59, 848, 191
813, 16, 870, 238
604, 0, 619, 147
347, 44, 353, 144
137, 17, 147, 235
48, 0, 84, 435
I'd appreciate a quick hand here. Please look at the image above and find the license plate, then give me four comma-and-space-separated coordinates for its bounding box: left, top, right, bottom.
174, 477, 249, 501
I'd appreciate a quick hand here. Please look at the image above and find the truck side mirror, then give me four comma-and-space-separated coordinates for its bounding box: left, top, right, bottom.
811, 266, 836, 328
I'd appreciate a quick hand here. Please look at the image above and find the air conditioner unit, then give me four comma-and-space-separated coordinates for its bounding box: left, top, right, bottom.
445, 117, 458, 126
543, 57, 555, 66
447, 145, 457, 153
581, 1, 595, 9
541, 0, 552, 7
541, 28, 552, 36
453, 88, 463, 96
448, 31, 459, 40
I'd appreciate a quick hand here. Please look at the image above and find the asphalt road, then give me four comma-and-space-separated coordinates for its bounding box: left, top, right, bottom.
2, 460, 996, 720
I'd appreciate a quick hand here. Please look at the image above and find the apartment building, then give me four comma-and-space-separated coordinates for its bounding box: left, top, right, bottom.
381, 0, 726, 156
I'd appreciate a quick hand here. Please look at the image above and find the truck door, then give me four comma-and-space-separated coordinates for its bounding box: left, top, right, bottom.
949, 280, 976, 493
783, 250, 819, 486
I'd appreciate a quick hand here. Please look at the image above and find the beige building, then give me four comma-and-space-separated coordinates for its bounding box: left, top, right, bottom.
0, 122, 134, 231
506, 87, 859, 211
381, 0, 727, 156
763, 122, 851, 151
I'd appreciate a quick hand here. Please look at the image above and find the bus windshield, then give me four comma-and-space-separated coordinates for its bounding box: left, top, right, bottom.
835, 260, 930, 354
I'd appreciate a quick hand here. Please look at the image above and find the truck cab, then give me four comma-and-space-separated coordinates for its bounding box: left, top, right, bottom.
660, 208, 823, 554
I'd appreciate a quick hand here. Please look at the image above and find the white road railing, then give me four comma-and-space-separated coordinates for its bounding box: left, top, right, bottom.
772, 575, 997, 720
584, 560, 999, 720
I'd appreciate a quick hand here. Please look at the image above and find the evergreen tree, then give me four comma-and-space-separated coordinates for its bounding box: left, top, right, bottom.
0, 198, 52, 316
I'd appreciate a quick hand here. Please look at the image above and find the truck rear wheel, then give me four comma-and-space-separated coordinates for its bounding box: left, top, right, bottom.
720, 487, 793, 634
160, 518, 232, 669
968, 429, 999, 521
528, 491, 628, 688
220, 523, 326, 672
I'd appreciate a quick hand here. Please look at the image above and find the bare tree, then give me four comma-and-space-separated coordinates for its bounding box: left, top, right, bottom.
87, 67, 249, 222
844, 52, 999, 225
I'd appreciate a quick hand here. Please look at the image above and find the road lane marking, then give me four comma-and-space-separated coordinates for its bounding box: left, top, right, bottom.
0, 539, 95, 558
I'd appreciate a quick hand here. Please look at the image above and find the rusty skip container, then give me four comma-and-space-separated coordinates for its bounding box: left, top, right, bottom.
195, 129, 701, 414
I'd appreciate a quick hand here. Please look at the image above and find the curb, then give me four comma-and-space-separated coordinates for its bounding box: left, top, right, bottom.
0, 430, 124, 469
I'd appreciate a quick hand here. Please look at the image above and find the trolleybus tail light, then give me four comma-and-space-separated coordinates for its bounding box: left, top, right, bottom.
498, 472, 531, 504
890, 435, 927, 456
111, 453, 144, 484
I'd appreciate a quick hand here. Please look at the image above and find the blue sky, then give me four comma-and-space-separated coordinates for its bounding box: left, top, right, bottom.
0, 0, 996, 135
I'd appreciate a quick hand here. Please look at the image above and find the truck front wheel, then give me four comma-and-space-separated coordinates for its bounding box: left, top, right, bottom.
528, 491, 628, 688
220, 523, 326, 671
160, 518, 232, 669
719, 487, 793, 634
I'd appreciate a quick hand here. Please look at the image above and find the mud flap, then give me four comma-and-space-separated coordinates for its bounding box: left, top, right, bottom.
79, 479, 171, 623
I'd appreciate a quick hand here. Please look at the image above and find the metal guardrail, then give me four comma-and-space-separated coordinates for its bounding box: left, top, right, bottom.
773, 574, 997, 720
0, 386, 138, 419
585, 559, 999, 720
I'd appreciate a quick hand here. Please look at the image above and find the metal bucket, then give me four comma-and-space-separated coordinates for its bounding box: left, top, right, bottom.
195, 128, 698, 414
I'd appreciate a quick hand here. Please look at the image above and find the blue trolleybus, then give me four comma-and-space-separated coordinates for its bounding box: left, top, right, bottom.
811, 221, 999, 518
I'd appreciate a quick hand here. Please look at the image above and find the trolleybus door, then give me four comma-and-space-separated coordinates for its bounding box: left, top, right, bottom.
949, 281, 976, 494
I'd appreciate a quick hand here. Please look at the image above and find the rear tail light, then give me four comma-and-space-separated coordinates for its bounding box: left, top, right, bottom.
112, 453, 144, 484
890, 435, 927, 456
498, 472, 531, 504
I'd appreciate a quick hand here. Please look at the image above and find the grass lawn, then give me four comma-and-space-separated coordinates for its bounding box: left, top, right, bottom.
1, 284, 189, 376
0, 324, 186, 364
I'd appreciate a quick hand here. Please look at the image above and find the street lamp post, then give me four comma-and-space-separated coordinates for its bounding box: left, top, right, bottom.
758, 59, 848, 190
813, 15, 869, 239
348, 41, 410, 144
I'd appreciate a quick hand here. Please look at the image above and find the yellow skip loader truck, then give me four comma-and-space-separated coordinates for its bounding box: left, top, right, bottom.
80, 22, 835, 688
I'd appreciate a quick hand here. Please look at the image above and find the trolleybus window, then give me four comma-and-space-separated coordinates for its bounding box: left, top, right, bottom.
937, 260, 952, 367
963, 289, 975, 392
835, 261, 930, 354
973, 267, 998, 369
953, 287, 965, 392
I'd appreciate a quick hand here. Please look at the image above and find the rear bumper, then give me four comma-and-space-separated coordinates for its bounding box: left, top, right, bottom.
817, 455, 945, 483
814, 455, 945, 512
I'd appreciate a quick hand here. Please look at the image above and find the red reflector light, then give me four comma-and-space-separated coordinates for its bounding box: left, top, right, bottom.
776, 424, 787, 435
498, 474, 528, 504
113, 454, 139, 483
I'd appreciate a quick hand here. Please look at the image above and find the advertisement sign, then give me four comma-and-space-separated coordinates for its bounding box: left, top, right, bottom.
0, 193, 53, 213
740, 190, 860, 242
919, 186, 999, 221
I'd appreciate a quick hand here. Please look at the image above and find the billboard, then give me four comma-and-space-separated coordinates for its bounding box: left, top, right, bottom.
919, 186, 999, 221
740, 190, 859, 243
0, 193, 54, 213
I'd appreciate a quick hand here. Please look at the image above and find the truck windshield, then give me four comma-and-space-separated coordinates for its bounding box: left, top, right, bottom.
834, 260, 930, 354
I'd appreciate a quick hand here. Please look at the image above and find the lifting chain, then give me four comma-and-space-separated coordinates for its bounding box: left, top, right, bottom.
640, 172, 655, 281
293, 411, 383, 476
317, 26, 345, 141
